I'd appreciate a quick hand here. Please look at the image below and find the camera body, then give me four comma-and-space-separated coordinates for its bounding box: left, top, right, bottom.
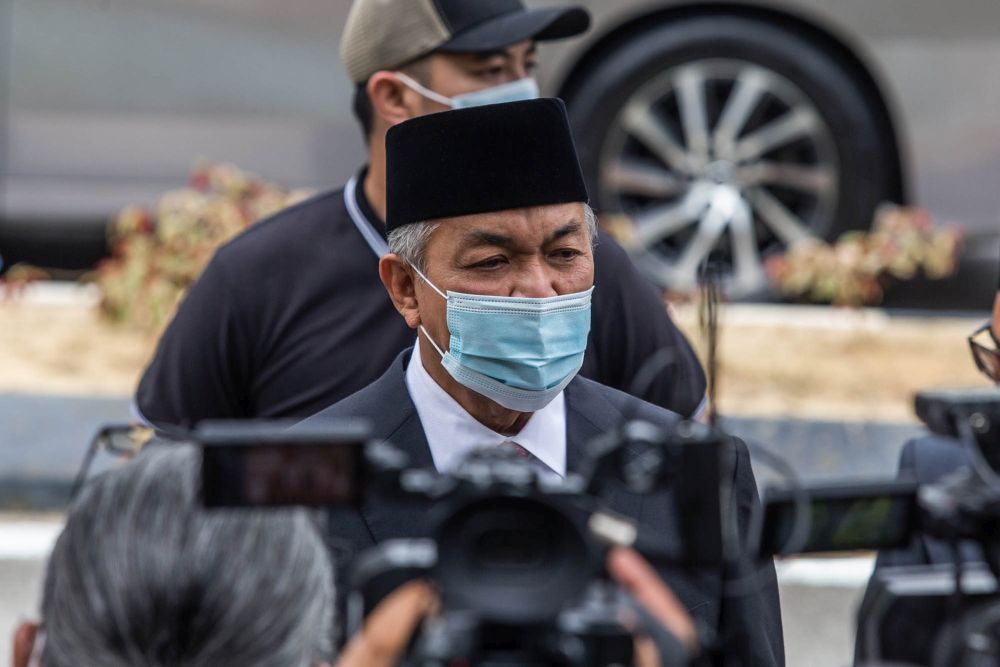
859, 563, 1000, 667
353, 445, 629, 666
194, 418, 736, 666
755, 389, 1000, 667
351, 424, 733, 666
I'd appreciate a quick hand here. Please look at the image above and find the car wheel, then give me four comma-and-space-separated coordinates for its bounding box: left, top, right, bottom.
564, 15, 897, 295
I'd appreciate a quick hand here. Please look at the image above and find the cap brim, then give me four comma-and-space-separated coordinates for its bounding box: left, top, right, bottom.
436, 6, 590, 53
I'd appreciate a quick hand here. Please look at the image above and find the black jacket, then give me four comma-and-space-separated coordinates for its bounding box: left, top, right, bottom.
855, 435, 983, 665
296, 349, 784, 666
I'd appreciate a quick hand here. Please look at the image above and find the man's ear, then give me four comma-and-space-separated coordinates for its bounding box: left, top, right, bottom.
379, 254, 421, 329
367, 71, 420, 128
12, 621, 39, 667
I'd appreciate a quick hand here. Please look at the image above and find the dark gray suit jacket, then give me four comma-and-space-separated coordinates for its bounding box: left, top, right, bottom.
298, 349, 784, 666
855, 435, 983, 664
877, 434, 982, 567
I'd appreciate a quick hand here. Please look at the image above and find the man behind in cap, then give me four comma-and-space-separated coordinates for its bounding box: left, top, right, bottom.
134, 0, 707, 432
299, 98, 784, 666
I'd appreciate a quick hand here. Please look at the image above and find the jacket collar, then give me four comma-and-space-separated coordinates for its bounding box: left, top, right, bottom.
357, 351, 644, 541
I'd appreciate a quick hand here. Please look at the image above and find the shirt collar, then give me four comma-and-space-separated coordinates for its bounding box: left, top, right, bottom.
404, 343, 567, 477
344, 168, 388, 257
352, 166, 386, 241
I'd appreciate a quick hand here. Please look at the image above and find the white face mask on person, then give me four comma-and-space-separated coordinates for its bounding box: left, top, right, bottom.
394, 71, 540, 109
411, 265, 592, 412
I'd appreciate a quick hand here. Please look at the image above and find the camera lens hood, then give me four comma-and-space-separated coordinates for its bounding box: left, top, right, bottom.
432, 494, 600, 624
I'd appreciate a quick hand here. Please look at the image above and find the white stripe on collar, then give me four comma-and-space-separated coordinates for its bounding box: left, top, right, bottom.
344, 174, 389, 258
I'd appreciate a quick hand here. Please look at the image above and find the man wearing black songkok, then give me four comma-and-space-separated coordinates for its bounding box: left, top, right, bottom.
300, 98, 784, 666
133, 0, 708, 434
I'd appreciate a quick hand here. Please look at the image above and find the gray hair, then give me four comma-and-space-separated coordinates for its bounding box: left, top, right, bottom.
387, 203, 599, 272
40, 444, 334, 667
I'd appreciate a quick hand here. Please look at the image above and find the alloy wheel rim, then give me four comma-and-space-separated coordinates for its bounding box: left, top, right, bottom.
599, 59, 840, 295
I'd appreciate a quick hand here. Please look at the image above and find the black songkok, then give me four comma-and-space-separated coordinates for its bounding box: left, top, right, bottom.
385, 98, 589, 232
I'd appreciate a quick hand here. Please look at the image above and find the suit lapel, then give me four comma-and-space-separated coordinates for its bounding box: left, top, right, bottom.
564, 379, 714, 618
351, 349, 436, 542
564, 379, 643, 520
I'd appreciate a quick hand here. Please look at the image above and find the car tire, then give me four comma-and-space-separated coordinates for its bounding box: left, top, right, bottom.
563, 14, 898, 294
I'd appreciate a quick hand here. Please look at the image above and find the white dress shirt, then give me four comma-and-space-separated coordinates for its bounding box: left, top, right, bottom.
405, 342, 567, 478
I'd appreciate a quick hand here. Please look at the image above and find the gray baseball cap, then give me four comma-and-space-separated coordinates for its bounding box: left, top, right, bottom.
341, 0, 590, 85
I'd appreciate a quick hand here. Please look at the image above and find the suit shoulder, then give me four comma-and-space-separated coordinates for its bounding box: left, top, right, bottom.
898, 434, 968, 483
294, 383, 378, 430
571, 375, 682, 427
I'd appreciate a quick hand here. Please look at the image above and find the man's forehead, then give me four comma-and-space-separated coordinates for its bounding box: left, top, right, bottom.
433, 203, 586, 245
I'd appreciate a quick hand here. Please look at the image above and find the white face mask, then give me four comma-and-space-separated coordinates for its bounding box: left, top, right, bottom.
411, 265, 592, 412
394, 71, 540, 109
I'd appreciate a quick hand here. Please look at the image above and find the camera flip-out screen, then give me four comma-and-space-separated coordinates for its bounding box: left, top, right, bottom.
758, 480, 918, 556
197, 420, 369, 508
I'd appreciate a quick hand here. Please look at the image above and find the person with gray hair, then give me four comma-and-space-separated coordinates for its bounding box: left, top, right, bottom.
13, 444, 335, 667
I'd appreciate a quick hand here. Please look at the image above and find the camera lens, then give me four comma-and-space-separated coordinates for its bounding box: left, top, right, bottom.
433, 495, 598, 624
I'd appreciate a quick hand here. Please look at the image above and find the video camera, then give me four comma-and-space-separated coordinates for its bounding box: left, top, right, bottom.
194, 418, 741, 666
753, 388, 1000, 667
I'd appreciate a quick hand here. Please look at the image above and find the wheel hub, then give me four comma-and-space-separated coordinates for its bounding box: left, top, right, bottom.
705, 160, 737, 185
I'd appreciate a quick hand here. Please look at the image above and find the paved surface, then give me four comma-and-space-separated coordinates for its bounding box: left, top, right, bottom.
0, 392, 925, 509
721, 416, 922, 486
0, 393, 131, 508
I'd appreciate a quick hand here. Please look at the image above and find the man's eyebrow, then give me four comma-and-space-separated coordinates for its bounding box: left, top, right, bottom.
462, 229, 517, 248
461, 221, 584, 250
548, 221, 583, 242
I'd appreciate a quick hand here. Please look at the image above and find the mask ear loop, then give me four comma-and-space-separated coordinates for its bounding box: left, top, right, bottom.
409, 265, 450, 358
393, 71, 455, 108
409, 265, 448, 300
418, 325, 447, 359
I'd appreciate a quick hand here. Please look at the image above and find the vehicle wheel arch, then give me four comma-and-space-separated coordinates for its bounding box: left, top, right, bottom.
555, 2, 907, 206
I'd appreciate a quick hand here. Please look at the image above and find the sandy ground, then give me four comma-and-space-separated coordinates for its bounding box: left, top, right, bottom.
0, 301, 155, 397
670, 303, 986, 422
0, 296, 987, 422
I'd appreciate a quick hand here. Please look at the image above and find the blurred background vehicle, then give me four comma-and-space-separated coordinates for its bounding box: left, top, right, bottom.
1, 0, 997, 304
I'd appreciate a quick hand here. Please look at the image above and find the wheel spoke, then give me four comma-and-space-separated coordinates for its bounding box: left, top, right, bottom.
632, 189, 706, 246
728, 201, 767, 292
737, 161, 836, 195
621, 103, 693, 175
668, 198, 729, 289
747, 188, 816, 246
603, 158, 685, 199
713, 67, 769, 159
675, 66, 711, 165
733, 107, 819, 162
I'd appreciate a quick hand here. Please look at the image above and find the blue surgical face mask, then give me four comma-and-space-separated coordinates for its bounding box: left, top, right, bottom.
411, 266, 592, 412
394, 72, 540, 109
